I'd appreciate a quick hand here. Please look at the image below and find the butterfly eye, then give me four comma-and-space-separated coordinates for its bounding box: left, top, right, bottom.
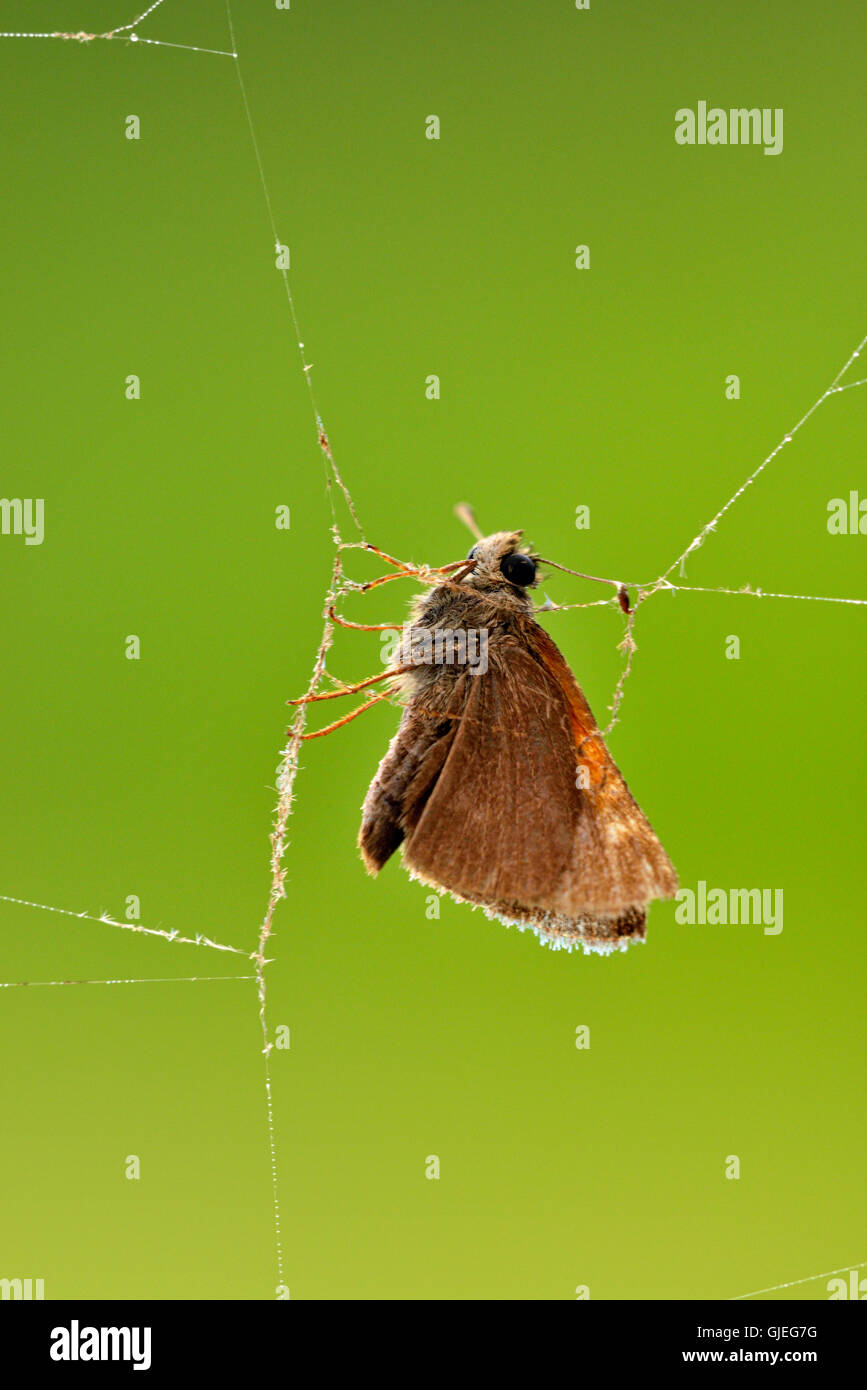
500, 552, 536, 586
466, 545, 478, 560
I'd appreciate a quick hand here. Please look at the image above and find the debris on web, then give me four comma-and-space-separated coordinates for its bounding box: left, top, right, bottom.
0, 1, 239, 59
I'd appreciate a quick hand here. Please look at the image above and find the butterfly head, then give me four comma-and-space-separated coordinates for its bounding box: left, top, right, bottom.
464, 531, 539, 592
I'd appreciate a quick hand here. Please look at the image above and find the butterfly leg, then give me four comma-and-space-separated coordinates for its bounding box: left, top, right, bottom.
359, 567, 430, 593
287, 665, 412, 707
359, 563, 476, 595
296, 692, 391, 741
328, 607, 400, 632
361, 542, 473, 578
362, 542, 416, 569
345, 544, 475, 595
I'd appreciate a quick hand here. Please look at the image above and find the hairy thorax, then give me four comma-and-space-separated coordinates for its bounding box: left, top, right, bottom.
392, 578, 534, 704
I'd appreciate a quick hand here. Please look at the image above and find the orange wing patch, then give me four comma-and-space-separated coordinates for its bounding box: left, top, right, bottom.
520, 619, 612, 790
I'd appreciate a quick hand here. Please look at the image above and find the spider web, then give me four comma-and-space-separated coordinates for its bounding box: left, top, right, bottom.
1, 0, 864, 1301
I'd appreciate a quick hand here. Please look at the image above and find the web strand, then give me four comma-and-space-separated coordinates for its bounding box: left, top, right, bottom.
223, 0, 366, 1293
0, 893, 252, 959
659, 333, 867, 583
649, 583, 867, 606
573, 330, 867, 729
0, 0, 237, 57
731, 1259, 867, 1301
0, 973, 255, 989
224, 0, 364, 540
112, 0, 169, 33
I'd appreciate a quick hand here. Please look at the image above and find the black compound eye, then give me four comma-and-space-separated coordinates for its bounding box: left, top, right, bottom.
466, 544, 478, 560
500, 552, 536, 587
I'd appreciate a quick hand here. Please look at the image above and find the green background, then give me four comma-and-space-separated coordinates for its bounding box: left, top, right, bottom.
1, 0, 864, 1301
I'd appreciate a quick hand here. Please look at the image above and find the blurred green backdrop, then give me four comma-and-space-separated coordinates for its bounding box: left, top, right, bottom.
0, 0, 864, 1300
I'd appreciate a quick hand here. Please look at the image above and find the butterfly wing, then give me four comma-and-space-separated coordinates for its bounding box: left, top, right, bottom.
399, 637, 583, 903
519, 619, 679, 918
358, 695, 464, 875
359, 617, 677, 949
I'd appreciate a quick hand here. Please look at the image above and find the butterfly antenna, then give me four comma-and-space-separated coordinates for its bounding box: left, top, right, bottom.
537, 557, 633, 613
454, 502, 484, 539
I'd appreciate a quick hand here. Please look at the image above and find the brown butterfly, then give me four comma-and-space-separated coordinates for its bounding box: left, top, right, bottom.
354, 523, 678, 954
